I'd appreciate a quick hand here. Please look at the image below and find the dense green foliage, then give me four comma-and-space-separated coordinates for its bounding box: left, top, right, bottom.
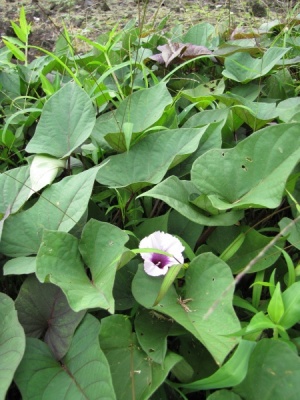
1, 7, 300, 400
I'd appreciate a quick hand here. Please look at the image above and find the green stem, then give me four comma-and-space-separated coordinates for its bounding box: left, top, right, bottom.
104, 52, 125, 100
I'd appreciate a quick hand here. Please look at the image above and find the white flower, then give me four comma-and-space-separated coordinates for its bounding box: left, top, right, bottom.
139, 231, 185, 276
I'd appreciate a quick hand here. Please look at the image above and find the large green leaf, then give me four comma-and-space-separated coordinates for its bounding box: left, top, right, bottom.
79, 219, 129, 311
96, 127, 207, 189
191, 123, 300, 210
214, 93, 278, 130
277, 97, 300, 123
15, 315, 116, 399
0, 293, 25, 400
0, 167, 100, 257
170, 119, 224, 178
132, 253, 240, 365
91, 82, 173, 151
134, 308, 185, 364
99, 315, 181, 400
139, 176, 243, 226
222, 47, 289, 83
26, 81, 96, 158
36, 220, 128, 313
168, 209, 203, 250
172, 334, 217, 383
15, 275, 85, 360
234, 339, 300, 400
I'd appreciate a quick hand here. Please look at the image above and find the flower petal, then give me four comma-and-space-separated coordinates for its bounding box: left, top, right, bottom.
139, 231, 163, 260
160, 233, 185, 263
144, 259, 169, 276
139, 231, 185, 276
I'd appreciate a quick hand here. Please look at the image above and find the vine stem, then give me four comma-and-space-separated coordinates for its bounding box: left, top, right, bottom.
203, 214, 300, 320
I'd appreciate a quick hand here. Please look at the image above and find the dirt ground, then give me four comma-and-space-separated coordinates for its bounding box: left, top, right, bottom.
0, 0, 298, 56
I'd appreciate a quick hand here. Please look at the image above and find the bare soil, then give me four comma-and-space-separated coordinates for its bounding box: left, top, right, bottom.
0, 0, 297, 56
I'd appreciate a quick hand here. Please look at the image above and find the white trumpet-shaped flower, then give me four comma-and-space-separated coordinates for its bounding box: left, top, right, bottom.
139, 231, 185, 276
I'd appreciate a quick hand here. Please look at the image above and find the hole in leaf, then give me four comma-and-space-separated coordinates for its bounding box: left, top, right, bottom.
241, 165, 247, 171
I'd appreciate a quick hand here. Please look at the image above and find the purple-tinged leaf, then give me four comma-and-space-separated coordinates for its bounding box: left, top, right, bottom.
150, 41, 213, 67
15, 275, 85, 360
15, 315, 116, 399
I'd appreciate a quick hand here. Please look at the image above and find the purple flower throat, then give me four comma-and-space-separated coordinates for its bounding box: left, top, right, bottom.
151, 253, 170, 269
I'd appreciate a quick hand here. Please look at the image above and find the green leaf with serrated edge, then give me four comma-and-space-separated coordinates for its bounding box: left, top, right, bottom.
191, 123, 300, 210
26, 81, 96, 158
96, 127, 208, 189
15, 315, 116, 400
99, 315, 181, 400
267, 283, 285, 324
0, 166, 101, 257
234, 339, 300, 400
178, 340, 256, 391
132, 253, 240, 365
279, 281, 300, 329
135, 308, 184, 364
139, 176, 243, 227
222, 47, 289, 83
0, 293, 25, 400
15, 275, 85, 360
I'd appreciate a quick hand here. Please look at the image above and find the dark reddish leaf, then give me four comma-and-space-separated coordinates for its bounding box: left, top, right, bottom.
15, 275, 85, 360
150, 41, 214, 66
